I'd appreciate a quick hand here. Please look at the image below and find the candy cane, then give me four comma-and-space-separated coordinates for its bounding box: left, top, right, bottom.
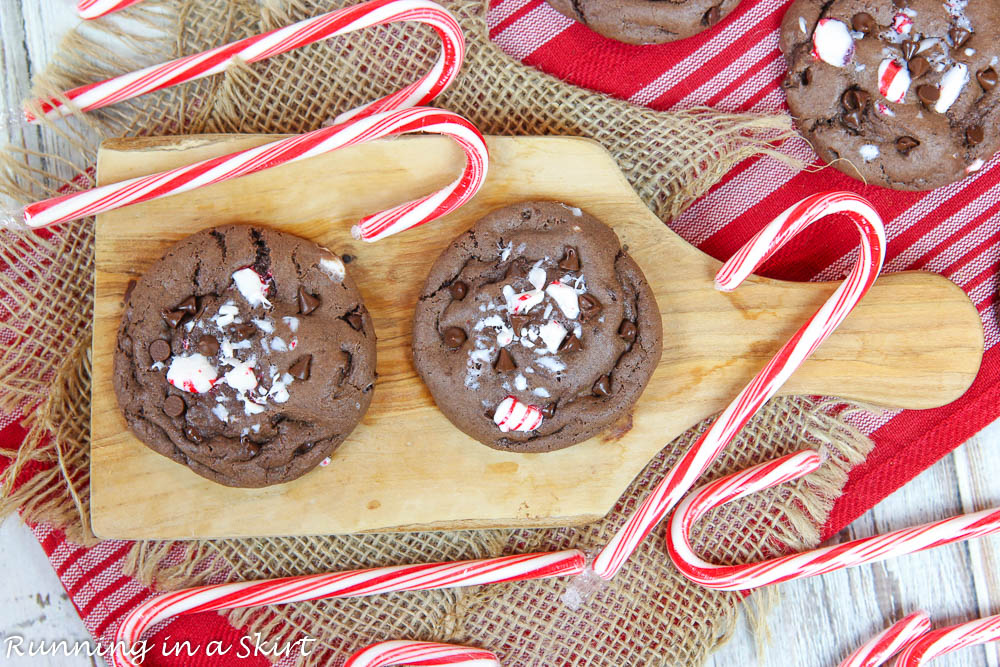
667, 450, 1000, 589
839, 612, 932, 667
23, 106, 489, 242
29, 0, 463, 124
77, 0, 145, 19
345, 641, 500, 667
111, 550, 583, 667
592, 191, 886, 579
894, 615, 1000, 666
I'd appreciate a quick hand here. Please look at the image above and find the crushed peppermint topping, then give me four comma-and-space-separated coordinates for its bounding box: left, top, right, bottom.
166, 354, 218, 393
232, 268, 271, 308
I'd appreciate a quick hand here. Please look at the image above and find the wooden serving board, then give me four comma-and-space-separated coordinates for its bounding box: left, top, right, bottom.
91, 134, 985, 540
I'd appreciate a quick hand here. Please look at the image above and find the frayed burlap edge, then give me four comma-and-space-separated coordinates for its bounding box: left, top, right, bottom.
0, 0, 880, 664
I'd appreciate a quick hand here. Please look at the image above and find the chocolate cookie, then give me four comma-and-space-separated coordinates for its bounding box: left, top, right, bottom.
546, 0, 740, 45
412, 202, 662, 453
781, 0, 999, 190
114, 225, 376, 487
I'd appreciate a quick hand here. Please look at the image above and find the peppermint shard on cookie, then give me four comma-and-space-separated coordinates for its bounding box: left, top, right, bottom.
412, 202, 663, 453
114, 225, 376, 487
780, 0, 999, 190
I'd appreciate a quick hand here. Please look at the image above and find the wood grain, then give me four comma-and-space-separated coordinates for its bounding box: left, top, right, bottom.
90, 133, 985, 539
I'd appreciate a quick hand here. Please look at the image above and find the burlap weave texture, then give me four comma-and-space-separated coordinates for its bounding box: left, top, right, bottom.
0, 1, 875, 664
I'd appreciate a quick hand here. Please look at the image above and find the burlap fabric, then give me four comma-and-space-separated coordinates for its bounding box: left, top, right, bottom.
0, 0, 877, 664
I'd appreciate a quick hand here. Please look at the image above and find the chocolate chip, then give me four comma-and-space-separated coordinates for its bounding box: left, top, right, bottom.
618, 320, 637, 343
841, 88, 870, 111
494, 348, 516, 372
541, 403, 556, 419
949, 27, 971, 49
123, 279, 137, 304
197, 335, 219, 357
917, 84, 940, 107
297, 287, 320, 315
978, 67, 998, 91
238, 438, 261, 459
559, 334, 582, 353
449, 281, 468, 300
295, 442, 316, 456
851, 12, 875, 34
967, 126, 985, 146
908, 56, 930, 79
901, 40, 919, 61
345, 313, 364, 331
184, 425, 204, 444
579, 294, 602, 322
509, 313, 530, 334
174, 296, 198, 313
149, 339, 171, 362
558, 246, 581, 272
233, 323, 256, 341
895, 136, 920, 156
801, 67, 813, 86
841, 109, 863, 132
701, 5, 720, 26
162, 309, 185, 328
892, 0, 907, 6
592, 374, 611, 397
163, 395, 185, 418
289, 354, 312, 380
443, 327, 466, 348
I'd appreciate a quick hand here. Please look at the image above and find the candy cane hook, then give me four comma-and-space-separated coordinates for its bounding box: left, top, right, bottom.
593, 191, 886, 579
23, 106, 489, 241
111, 550, 582, 667
839, 612, 932, 667
893, 614, 1000, 666
31, 0, 464, 124
77, 0, 145, 18
345, 640, 500, 667
667, 450, 1000, 590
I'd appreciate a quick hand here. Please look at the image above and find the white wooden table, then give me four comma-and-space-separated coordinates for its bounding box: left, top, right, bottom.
2, 2, 998, 665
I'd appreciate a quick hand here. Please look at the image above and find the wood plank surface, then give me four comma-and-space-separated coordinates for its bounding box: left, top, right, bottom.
90, 132, 984, 539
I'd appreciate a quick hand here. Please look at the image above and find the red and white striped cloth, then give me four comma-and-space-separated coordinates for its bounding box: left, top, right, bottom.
2, 0, 999, 663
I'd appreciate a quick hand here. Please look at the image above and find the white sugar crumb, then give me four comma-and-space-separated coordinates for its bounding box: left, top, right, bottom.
270, 337, 288, 352
533, 387, 550, 398
859, 145, 880, 162
499, 240, 513, 261
514, 374, 528, 391
150, 361, 165, 371
282, 316, 299, 332
319, 256, 345, 281
965, 48, 975, 56
536, 356, 566, 373
798, 16, 806, 33
253, 318, 274, 333
212, 404, 229, 422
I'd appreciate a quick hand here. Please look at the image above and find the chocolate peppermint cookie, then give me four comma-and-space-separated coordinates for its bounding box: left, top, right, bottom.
545, 0, 739, 45
412, 202, 662, 453
781, 0, 999, 190
114, 225, 376, 487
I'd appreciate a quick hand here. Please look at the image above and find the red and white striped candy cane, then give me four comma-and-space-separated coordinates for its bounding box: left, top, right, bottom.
591, 191, 886, 579
23, 106, 489, 242
29, 0, 463, 124
839, 612, 932, 667
345, 640, 499, 667
666, 450, 1000, 589
111, 550, 583, 667
893, 614, 1000, 666
77, 0, 145, 19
